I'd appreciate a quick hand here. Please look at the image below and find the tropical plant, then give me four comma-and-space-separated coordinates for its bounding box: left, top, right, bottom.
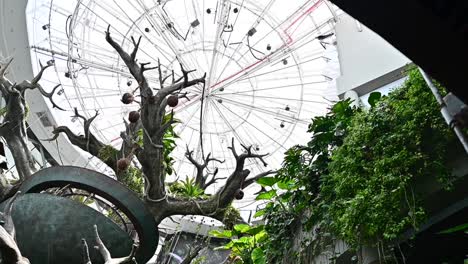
252, 68, 455, 262
255, 99, 357, 262
168, 177, 208, 199
321, 68, 453, 248
210, 224, 268, 264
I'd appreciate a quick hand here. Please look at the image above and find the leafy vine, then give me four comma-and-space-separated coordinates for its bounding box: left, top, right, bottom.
246, 68, 455, 262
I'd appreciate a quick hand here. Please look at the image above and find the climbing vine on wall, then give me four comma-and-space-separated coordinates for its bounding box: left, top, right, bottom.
320, 68, 453, 248
251, 68, 455, 262
257, 98, 357, 262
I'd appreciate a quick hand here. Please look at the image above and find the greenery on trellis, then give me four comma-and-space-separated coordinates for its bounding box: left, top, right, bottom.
215, 68, 455, 263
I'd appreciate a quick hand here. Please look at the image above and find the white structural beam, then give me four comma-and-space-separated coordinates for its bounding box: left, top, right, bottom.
0, 0, 95, 169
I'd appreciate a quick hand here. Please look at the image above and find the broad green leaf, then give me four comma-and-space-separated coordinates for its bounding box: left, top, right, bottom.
256, 177, 278, 187
234, 224, 251, 233
254, 209, 266, 218
438, 223, 468, 234
255, 190, 277, 200
245, 225, 264, 235
214, 245, 230, 251
277, 180, 296, 190
368, 92, 382, 107
251, 248, 266, 264
209, 229, 233, 238
331, 99, 352, 114
233, 236, 251, 245
254, 230, 268, 243
280, 192, 293, 203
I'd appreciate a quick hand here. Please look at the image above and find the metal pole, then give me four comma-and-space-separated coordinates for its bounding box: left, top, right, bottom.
418, 68, 468, 154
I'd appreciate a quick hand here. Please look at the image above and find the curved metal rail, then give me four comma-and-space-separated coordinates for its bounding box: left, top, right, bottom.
19, 166, 158, 263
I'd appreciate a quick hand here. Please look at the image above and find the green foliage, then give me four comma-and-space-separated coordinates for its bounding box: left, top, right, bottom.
98, 146, 144, 196
192, 256, 207, 264
168, 177, 208, 199
252, 68, 454, 261
256, 177, 277, 187
367, 91, 382, 108
136, 113, 179, 176
98, 112, 180, 197
254, 99, 357, 262
222, 205, 242, 230
121, 166, 145, 196
255, 190, 276, 200
0, 107, 7, 117
321, 69, 453, 246
25, 103, 30, 118
210, 224, 267, 264
0, 102, 29, 117
98, 145, 119, 162
162, 113, 179, 176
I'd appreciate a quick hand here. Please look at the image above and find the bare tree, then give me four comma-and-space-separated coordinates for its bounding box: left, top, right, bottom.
0, 58, 64, 200
50, 25, 275, 225
0, 24, 276, 257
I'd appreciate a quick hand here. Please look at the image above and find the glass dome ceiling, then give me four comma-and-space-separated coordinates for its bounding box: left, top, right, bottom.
26, 0, 339, 216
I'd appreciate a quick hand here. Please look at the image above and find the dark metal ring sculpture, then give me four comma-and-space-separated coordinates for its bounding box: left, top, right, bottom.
19, 166, 158, 263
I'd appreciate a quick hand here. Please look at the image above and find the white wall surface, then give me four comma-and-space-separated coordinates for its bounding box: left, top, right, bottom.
335, 13, 410, 95
0, 0, 94, 169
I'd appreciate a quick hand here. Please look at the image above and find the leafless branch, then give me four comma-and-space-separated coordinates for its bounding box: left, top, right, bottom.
81, 239, 92, 264
156, 63, 206, 104
94, 225, 112, 262
227, 138, 238, 159
186, 146, 225, 188
15, 61, 65, 110
204, 167, 227, 189
160, 70, 173, 87
0, 58, 13, 78
140, 62, 158, 73
254, 186, 267, 196
243, 170, 277, 188
158, 59, 163, 89
130, 36, 142, 61
46, 126, 110, 165
239, 144, 268, 167
162, 139, 269, 220
73, 108, 99, 137
30, 60, 52, 86
178, 92, 190, 100
105, 25, 151, 98
121, 118, 142, 157
94, 225, 138, 264
34, 83, 65, 111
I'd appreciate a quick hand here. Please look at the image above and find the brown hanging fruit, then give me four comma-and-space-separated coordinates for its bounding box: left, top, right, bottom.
117, 158, 131, 171
121, 93, 134, 104
167, 95, 179, 107
235, 189, 244, 200
128, 111, 140, 123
